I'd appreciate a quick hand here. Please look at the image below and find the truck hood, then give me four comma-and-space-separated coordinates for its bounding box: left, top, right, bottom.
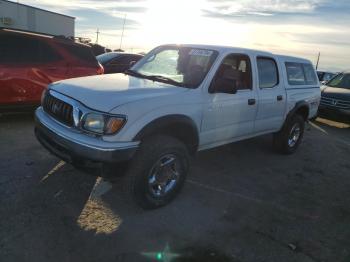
321, 86, 350, 101
49, 74, 188, 112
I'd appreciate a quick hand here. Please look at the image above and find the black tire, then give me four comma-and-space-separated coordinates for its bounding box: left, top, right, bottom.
309, 116, 317, 122
273, 114, 305, 154
122, 135, 190, 209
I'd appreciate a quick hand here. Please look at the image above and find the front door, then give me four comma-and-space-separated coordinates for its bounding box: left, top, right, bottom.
200, 53, 257, 149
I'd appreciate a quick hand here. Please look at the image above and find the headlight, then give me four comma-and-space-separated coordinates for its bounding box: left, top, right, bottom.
82, 113, 126, 135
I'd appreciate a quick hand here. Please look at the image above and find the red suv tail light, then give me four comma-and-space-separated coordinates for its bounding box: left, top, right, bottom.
97, 63, 104, 75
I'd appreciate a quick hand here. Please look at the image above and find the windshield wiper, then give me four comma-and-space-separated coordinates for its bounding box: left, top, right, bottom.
147, 75, 184, 87
124, 69, 149, 79
125, 70, 184, 87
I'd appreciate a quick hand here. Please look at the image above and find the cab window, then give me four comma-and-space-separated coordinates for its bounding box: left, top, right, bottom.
286, 62, 306, 85
303, 64, 318, 85
286, 62, 317, 85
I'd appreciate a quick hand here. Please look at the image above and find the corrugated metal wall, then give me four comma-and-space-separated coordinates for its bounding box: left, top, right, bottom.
0, 0, 75, 37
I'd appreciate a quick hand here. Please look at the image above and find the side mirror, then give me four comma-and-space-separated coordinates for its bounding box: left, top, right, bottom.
209, 78, 237, 94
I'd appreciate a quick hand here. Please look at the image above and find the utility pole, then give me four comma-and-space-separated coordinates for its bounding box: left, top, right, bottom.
95, 28, 100, 44
119, 14, 127, 50
316, 52, 320, 70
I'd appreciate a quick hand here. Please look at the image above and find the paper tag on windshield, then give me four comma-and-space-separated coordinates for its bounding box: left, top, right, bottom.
189, 49, 213, 57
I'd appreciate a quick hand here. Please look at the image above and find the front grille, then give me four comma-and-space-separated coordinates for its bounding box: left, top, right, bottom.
320, 96, 350, 110
43, 92, 74, 126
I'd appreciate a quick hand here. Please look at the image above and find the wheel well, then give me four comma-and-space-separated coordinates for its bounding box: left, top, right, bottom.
156, 123, 198, 154
134, 116, 199, 155
295, 106, 309, 121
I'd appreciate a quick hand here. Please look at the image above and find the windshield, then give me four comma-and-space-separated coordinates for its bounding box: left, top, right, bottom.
130, 46, 218, 88
327, 73, 350, 89
96, 52, 120, 64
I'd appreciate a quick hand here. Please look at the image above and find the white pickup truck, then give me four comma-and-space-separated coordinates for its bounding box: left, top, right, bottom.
35, 44, 320, 209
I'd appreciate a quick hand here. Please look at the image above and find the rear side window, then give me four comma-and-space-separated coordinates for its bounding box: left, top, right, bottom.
0, 34, 22, 62
285, 62, 306, 85
111, 56, 132, 66
40, 42, 62, 62
286, 62, 317, 85
257, 57, 279, 88
0, 33, 61, 63
303, 64, 318, 85
59, 43, 96, 63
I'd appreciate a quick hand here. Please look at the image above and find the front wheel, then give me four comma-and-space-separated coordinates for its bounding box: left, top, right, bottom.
273, 114, 305, 154
123, 135, 189, 209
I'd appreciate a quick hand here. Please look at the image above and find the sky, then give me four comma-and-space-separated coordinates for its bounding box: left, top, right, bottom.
13, 0, 350, 71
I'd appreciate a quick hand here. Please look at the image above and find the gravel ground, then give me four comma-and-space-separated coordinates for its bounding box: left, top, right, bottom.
0, 113, 350, 262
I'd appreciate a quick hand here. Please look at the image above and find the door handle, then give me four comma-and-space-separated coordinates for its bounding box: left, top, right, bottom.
248, 99, 256, 105
277, 95, 283, 101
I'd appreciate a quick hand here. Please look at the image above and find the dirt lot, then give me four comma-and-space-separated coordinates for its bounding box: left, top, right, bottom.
0, 113, 350, 262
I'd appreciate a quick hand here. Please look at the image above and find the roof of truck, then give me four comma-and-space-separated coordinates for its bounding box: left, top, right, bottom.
276, 54, 311, 64
165, 43, 272, 55
163, 44, 311, 63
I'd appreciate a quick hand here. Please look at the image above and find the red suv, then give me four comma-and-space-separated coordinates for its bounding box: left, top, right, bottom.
0, 28, 104, 111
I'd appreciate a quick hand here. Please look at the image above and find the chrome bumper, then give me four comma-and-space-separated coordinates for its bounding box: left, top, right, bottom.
34, 107, 139, 163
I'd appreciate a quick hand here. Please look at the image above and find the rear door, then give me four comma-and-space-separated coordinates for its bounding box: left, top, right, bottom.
23, 36, 66, 103
254, 56, 286, 133
28, 39, 67, 94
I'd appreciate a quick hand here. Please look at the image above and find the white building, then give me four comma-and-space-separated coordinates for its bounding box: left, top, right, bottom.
0, 0, 75, 37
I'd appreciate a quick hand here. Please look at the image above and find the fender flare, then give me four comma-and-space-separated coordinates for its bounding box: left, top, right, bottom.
133, 114, 199, 153
286, 100, 310, 122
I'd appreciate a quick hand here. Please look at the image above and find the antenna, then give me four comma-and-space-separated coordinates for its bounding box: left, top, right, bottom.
316, 52, 320, 70
119, 14, 127, 50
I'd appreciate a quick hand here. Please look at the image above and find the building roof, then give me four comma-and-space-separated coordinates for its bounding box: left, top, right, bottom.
1, 0, 75, 19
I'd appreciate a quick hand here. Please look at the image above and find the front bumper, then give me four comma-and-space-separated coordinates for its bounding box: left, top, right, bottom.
34, 107, 139, 164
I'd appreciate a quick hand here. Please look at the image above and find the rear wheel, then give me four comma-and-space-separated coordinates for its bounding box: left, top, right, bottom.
273, 114, 305, 154
122, 135, 189, 209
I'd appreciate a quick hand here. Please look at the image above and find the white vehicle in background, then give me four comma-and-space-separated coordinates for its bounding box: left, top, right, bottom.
35, 44, 320, 209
